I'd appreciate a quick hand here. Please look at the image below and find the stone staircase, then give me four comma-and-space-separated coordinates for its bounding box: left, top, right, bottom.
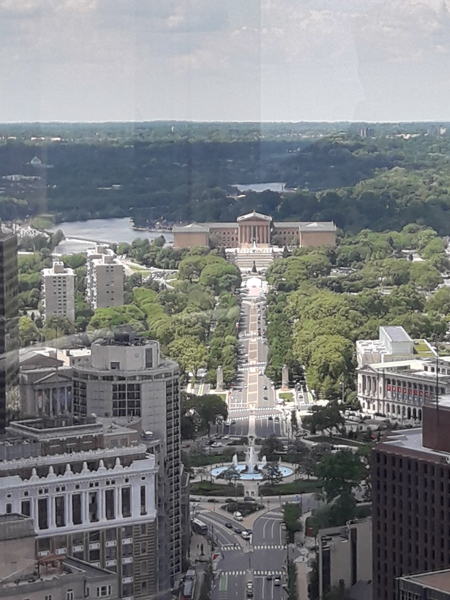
227, 248, 281, 272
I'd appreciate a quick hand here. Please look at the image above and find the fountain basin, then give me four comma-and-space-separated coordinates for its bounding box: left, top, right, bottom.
210, 464, 293, 481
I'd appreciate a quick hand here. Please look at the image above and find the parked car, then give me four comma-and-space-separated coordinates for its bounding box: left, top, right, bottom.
234, 511, 243, 521
274, 576, 281, 586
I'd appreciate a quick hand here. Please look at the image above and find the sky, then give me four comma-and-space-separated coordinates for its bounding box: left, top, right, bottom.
2, 0, 450, 122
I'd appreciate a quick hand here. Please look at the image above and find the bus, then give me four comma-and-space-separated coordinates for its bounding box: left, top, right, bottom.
191, 518, 208, 536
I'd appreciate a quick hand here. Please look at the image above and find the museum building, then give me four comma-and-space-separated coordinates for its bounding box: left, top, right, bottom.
172, 211, 337, 249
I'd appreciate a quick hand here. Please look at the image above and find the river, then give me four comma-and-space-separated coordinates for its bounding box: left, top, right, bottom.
49, 217, 173, 255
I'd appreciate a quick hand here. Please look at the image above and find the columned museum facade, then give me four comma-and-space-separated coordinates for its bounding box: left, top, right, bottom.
172, 211, 337, 249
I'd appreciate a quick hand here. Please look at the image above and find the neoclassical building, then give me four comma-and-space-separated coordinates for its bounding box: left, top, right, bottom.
172, 211, 337, 249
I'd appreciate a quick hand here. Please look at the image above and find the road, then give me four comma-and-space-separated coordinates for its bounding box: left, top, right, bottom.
194, 501, 317, 600
227, 296, 284, 436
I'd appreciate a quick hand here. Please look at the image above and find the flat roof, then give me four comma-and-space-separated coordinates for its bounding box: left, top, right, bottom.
382, 326, 412, 343
401, 570, 450, 594
376, 425, 450, 458
172, 223, 210, 233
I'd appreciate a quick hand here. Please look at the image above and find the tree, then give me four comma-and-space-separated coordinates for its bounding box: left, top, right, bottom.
314, 449, 366, 501
283, 503, 303, 543
261, 463, 283, 486
304, 405, 345, 437
258, 434, 284, 461
291, 410, 298, 433
168, 336, 209, 377
19, 316, 41, 347
218, 466, 241, 485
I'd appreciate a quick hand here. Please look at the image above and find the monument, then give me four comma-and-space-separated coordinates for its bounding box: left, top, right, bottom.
282, 364, 289, 391
216, 365, 224, 391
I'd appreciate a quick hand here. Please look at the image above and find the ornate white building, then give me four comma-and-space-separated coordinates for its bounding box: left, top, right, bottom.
0, 441, 158, 599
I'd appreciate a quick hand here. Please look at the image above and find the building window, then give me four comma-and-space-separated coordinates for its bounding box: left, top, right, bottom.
45, 595, 53, 600
96, 586, 112, 597
110, 362, 120, 370
66, 590, 74, 600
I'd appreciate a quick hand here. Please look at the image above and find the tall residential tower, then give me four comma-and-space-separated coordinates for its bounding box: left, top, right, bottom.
0, 230, 19, 433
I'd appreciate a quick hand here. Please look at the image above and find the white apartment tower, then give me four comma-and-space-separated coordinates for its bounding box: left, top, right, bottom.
41, 262, 76, 321
86, 246, 124, 310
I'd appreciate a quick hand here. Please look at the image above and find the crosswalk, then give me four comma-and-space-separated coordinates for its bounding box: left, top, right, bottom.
221, 544, 241, 551
253, 544, 285, 550
220, 570, 282, 576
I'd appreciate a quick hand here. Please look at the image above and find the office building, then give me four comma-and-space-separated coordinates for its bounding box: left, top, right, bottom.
0, 416, 159, 600
41, 261, 76, 321
317, 518, 372, 599
372, 398, 450, 600
85, 246, 124, 310
0, 229, 19, 433
72, 332, 182, 588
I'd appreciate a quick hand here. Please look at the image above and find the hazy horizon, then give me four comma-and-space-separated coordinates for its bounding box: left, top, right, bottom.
3, 0, 450, 123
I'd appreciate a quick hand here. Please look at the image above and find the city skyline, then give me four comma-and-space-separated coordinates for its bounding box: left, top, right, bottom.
2, 0, 450, 123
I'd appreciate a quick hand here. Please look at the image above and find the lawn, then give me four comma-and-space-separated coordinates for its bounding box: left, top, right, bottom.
259, 479, 324, 496
190, 481, 244, 496
305, 435, 364, 447
279, 392, 293, 401
190, 452, 245, 467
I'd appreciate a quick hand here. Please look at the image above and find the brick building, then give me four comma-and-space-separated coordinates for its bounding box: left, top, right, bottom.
372, 399, 450, 600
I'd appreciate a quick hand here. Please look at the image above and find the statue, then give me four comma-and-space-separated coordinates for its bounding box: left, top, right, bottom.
252, 260, 257, 273
282, 364, 289, 390
216, 365, 224, 391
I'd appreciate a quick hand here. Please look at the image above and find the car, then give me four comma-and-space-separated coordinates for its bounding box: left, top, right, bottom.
211, 442, 223, 448
243, 496, 254, 502
274, 576, 281, 586
281, 523, 287, 531
234, 527, 242, 534
266, 575, 273, 581
207, 498, 217, 503
234, 511, 243, 521
225, 522, 233, 529
263, 396, 268, 401
241, 530, 252, 540
263, 385, 268, 390
246, 581, 254, 595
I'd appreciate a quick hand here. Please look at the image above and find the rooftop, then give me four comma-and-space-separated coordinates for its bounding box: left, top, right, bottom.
376, 425, 450, 458
400, 569, 450, 594
382, 326, 413, 343
172, 223, 211, 233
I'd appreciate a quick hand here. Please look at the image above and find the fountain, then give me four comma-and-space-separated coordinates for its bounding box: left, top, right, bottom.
210, 445, 293, 481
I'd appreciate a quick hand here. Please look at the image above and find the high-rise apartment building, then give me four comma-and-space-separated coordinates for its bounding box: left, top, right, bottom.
372, 399, 450, 600
41, 261, 76, 321
85, 246, 124, 310
71, 332, 182, 589
0, 416, 159, 599
0, 229, 19, 433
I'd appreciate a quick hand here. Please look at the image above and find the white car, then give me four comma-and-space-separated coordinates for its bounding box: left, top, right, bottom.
211, 442, 223, 448
234, 511, 244, 521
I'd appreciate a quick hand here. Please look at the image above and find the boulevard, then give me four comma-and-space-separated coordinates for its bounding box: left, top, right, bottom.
191, 276, 305, 599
